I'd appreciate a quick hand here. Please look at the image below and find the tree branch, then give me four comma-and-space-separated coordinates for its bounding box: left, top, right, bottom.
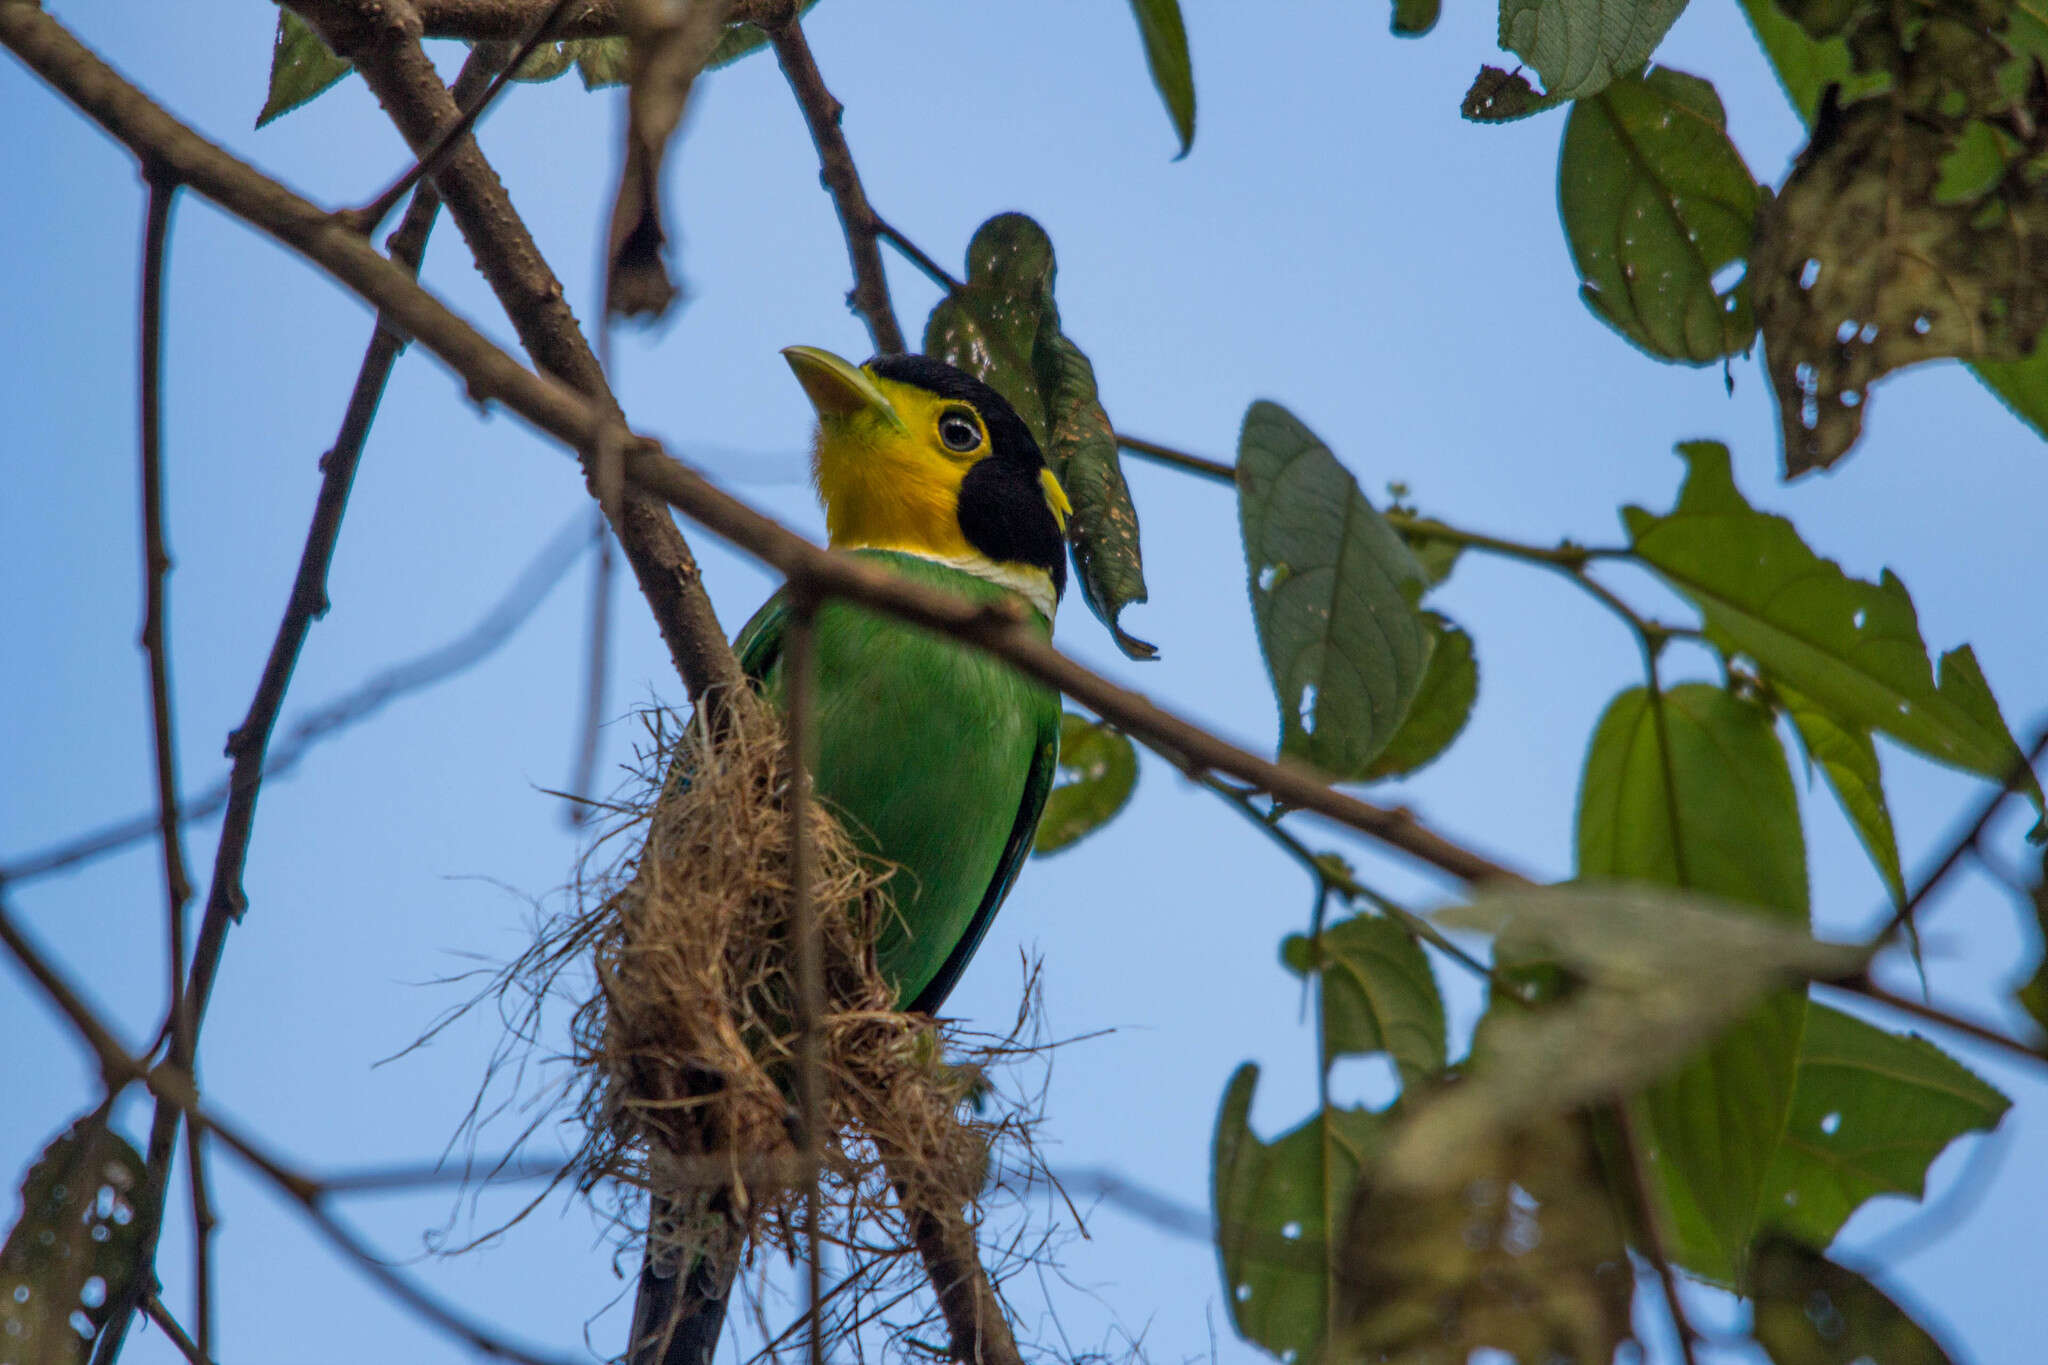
765, 7, 905, 353
0, 0, 1521, 890
413, 0, 778, 41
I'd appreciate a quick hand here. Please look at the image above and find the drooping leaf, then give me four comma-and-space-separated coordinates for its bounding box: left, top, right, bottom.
1405, 884, 1863, 1189
1360, 613, 1478, 781
1750, 1237, 1959, 1364
1577, 682, 1810, 1284
1339, 1111, 1636, 1364
1236, 402, 1432, 779
574, 36, 632, 89
258, 11, 353, 128
0, 1114, 146, 1365
1036, 333, 1155, 658
1461, 65, 1566, 121
924, 215, 1056, 450
1760, 1003, 2008, 1250
1391, 0, 1442, 36
1034, 713, 1138, 855
1560, 67, 1764, 363
1780, 684, 1907, 908
1281, 911, 1447, 1089
1212, 1065, 1383, 1363
1126, 0, 1197, 156
1625, 443, 2043, 824
1499, 0, 1690, 101
510, 41, 578, 81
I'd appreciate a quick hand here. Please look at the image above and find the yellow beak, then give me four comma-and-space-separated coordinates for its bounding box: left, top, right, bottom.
781, 345, 906, 432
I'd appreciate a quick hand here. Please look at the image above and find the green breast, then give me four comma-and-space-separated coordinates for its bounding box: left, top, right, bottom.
746, 551, 1060, 1011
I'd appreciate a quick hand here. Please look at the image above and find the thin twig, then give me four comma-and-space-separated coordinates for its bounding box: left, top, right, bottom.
143, 1293, 213, 1365
874, 217, 960, 293
412, 0, 779, 41
1609, 1100, 1702, 1365
1826, 975, 2046, 1068
1116, 433, 1234, 483
343, 0, 577, 234
766, 10, 905, 353
782, 597, 826, 1365
0, 2, 1525, 891
566, 515, 614, 826
186, 1128, 216, 1360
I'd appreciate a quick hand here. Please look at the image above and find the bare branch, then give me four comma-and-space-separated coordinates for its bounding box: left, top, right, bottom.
1609, 1101, 1702, 1365
1116, 432, 1235, 483
414, 0, 778, 41
765, 8, 905, 353
566, 520, 615, 825
142, 1294, 214, 1365
0, 0, 1521, 888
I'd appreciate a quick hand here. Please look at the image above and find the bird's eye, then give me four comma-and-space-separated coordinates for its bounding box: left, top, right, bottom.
937, 411, 982, 453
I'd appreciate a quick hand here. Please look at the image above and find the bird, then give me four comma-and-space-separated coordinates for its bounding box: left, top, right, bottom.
626, 345, 1070, 1365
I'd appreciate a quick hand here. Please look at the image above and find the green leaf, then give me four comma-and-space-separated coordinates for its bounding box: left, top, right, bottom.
1392, 0, 1441, 35
258, 11, 353, 128
1340, 1111, 1636, 1363
1560, 67, 1763, 363
1461, 65, 1566, 121
1127, 0, 1196, 156
1410, 883, 1863, 1188
1499, 0, 1690, 101
509, 41, 577, 81
1624, 443, 2043, 824
706, 3, 822, 68
1780, 684, 1907, 908
924, 215, 1056, 448
1281, 911, 1447, 1089
573, 36, 632, 89
1577, 681, 1810, 1284
1212, 1065, 1383, 1363
1360, 613, 1477, 780
1036, 333, 1156, 659
1751, 1237, 1959, 1364
1, 1114, 146, 1365
1236, 402, 1432, 780
1760, 1004, 2008, 1250
1033, 713, 1139, 855
2015, 858, 2048, 1045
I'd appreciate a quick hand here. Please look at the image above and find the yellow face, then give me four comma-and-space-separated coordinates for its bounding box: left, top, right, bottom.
783, 346, 1069, 562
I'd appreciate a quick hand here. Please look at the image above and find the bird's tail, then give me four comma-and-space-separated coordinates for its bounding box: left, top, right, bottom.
627, 1191, 746, 1365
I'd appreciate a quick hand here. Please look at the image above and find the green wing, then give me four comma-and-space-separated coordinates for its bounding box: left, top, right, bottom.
905, 697, 1060, 1015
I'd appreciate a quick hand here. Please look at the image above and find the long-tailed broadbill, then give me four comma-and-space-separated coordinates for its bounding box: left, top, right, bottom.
627, 347, 1069, 1365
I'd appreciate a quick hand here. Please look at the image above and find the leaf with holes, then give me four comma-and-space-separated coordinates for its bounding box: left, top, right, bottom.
0, 1114, 146, 1365
1034, 714, 1138, 855
1212, 1064, 1384, 1363
1282, 912, 1446, 1089
1341, 1111, 1636, 1363
1037, 332, 1155, 658
1499, 0, 1690, 101
258, 11, 353, 127
1760, 1004, 2007, 1251
1127, 0, 1196, 155
1237, 402, 1432, 779
1577, 682, 1810, 1285
1625, 443, 2042, 826
1560, 67, 1764, 363
1751, 1237, 1959, 1364
1360, 612, 1476, 781
1780, 684, 1906, 909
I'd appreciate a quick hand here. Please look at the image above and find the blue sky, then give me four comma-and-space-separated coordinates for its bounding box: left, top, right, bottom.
4, 2, 2045, 1363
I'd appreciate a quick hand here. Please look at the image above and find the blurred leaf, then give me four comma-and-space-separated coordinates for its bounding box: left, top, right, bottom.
1360, 613, 1477, 780
1404, 884, 1863, 1190
258, 11, 352, 128
1034, 713, 1138, 855
1127, 0, 1196, 156
1760, 1004, 2008, 1250
1212, 1065, 1383, 1363
1237, 402, 1432, 779
1462, 65, 1565, 121
1780, 684, 1906, 909
924, 215, 1056, 448
2016, 859, 2048, 1044
1282, 911, 1447, 1088
1339, 1112, 1635, 1364
1499, 0, 1689, 101
706, 3, 822, 68
0, 1114, 146, 1365
574, 36, 632, 89
1625, 443, 2043, 824
1397, 526, 1464, 587
1037, 333, 1155, 658
1392, 0, 1442, 35
1577, 682, 1809, 1284
510, 41, 577, 81
1560, 67, 1763, 363
1751, 1237, 1958, 1364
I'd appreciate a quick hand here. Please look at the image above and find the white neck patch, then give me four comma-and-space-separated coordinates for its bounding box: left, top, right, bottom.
847, 543, 1058, 623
